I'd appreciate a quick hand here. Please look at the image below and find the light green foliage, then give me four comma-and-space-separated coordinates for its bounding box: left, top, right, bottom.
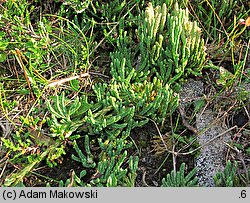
97, 59, 179, 122
3, 156, 43, 187
0, 1, 53, 95
161, 163, 198, 187
214, 160, 240, 187
1, 112, 67, 186
137, 3, 206, 85
2, 140, 63, 186
46, 92, 92, 138
46, 87, 139, 141
0, 0, 91, 97
0, 31, 9, 63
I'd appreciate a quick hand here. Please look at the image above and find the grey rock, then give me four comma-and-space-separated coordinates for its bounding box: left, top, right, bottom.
180, 79, 231, 187
195, 110, 231, 186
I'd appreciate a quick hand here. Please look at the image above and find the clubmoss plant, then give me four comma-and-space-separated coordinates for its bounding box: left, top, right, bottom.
213, 160, 240, 187
137, 2, 207, 86
161, 163, 198, 187
1, 1, 211, 186
61, 135, 138, 187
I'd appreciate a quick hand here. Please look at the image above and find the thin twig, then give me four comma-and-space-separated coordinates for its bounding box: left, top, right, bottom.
178, 105, 198, 134
238, 151, 249, 185
150, 116, 237, 156
243, 105, 250, 120
142, 168, 150, 187
0, 121, 6, 137
47, 73, 90, 87
178, 125, 237, 156
226, 122, 249, 161
170, 115, 177, 176
0, 158, 8, 180
14, 49, 35, 100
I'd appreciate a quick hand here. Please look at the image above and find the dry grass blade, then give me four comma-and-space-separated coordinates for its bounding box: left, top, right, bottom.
47, 73, 90, 87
